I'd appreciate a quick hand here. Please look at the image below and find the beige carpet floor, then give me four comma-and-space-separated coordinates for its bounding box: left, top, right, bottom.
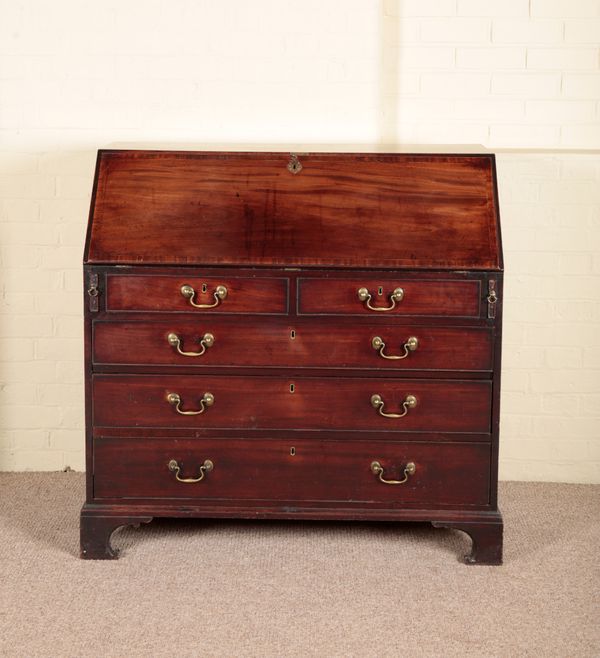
0, 474, 598, 658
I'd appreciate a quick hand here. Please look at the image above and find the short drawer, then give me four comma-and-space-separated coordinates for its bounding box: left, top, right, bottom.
93, 319, 493, 372
106, 275, 288, 314
93, 375, 492, 433
298, 278, 481, 317
93, 437, 491, 507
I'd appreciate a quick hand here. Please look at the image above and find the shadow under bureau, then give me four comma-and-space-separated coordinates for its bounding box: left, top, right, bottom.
81, 150, 504, 564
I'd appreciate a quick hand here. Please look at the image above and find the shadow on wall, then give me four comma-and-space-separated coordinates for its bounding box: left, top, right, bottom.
0, 149, 96, 471
379, 0, 399, 146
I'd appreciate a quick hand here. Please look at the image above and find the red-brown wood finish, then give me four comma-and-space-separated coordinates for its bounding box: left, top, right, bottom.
86, 151, 501, 271
106, 274, 288, 313
81, 150, 504, 564
298, 278, 481, 317
93, 320, 494, 372
92, 375, 492, 433
93, 437, 491, 507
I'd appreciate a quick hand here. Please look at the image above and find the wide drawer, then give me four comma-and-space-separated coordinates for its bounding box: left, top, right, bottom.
298, 278, 481, 317
93, 319, 494, 371
105, 275, 288, 314
93, 437, 491, 506
93, 375, 492, 433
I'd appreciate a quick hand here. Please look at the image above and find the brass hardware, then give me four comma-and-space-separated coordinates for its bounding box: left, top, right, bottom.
487, 280, 498, 319
287, 153, 303, 174
180, 284, 227, 309
357, 286, 404, 312
371, 336, 418, 360
87, 272, 99, 312
168, 459, 213, 483
167, 332, 215, 357
166, 392, 214, 415
371, 393, 417, 418
289, 383, 295, 393
370, 460, 416, 485
290, 329, 296, 340
290, 447, 296, 456
378, 286, 383, 296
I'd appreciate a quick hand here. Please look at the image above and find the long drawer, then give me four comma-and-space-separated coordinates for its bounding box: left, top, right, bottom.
93, 437, 491, 507
298, 277, 482, 317
93, 319, 494, 372
92, 375, 492, 433
106, 275, 289, 314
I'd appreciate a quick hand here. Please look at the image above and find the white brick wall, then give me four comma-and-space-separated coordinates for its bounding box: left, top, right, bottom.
0, 0, 599, 482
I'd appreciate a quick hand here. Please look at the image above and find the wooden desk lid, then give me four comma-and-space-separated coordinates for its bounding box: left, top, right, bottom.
85, 150, 502, 270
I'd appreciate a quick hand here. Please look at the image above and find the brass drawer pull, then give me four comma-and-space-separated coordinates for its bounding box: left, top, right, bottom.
357, 286, 404, 311
181, 284, 227, 309
168, 459, 213, 483
372, 335, 418, 360
371, 393, 417, 418
371, 460, 416, 485
166, 392, 214, 415
167, 332, 215, 357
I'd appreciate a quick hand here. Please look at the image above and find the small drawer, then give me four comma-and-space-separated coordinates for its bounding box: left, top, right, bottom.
92, 437, 491, 507
105, 275, 288, 314
93, 319, 493, 372
298, 278, 481, 317
92, 375, 492, 433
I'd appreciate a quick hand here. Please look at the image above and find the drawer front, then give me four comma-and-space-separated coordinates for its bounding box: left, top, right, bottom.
106, 275, 288, 314
298, 278, 481, 317
93, 437, 491, 506
93, 375, 492, 433
93, 320, 493, 372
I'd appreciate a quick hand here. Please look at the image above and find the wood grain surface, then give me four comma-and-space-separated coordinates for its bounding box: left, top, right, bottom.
92, 437, 491, 506
92, 374, 492, 433
106, 274, 288, 313
93, 319, 494, 372
86, 151, 501, 270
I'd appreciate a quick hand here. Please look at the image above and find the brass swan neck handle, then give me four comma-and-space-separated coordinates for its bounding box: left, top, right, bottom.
357, 287, 404, 312
167, 392, 214, 416
371, 336, 418, 360
181, 284, 227, 309
371, 394, 417, 418
168, 459, 213, 483
370, 461, 416, 485
167, 332, 215, 357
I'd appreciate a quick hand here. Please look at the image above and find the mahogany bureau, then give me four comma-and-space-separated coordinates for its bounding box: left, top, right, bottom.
80, 150, 504, 564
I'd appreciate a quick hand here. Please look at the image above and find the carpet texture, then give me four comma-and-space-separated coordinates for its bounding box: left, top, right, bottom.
0, 474, 598, 657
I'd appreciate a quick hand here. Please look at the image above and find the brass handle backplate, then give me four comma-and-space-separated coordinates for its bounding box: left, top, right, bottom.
167, 332, 215, 357
168, 459, 213, 483
370, 460, 416, 485
357, 287, 404, 312
167, 392, 214, 415
181, 284, 227, 309
372, 336, 418, 360
371, 393, 417, 418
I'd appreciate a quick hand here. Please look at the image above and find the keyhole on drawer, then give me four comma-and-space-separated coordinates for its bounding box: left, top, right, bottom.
290, 447, 296, 456
378, 286, 383, 296
201, 283, 207, 293
290, 329, 296, 340
290, 383, 295, 393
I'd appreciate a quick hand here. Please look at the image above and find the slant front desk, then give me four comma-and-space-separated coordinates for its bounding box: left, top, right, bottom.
81, 150, 504, 564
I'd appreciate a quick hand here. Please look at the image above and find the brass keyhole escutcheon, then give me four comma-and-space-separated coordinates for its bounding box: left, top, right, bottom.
290, 329, 296, 340
290, 447, 296, 456
287, 153, 303, 174
290, 383, 295, 393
